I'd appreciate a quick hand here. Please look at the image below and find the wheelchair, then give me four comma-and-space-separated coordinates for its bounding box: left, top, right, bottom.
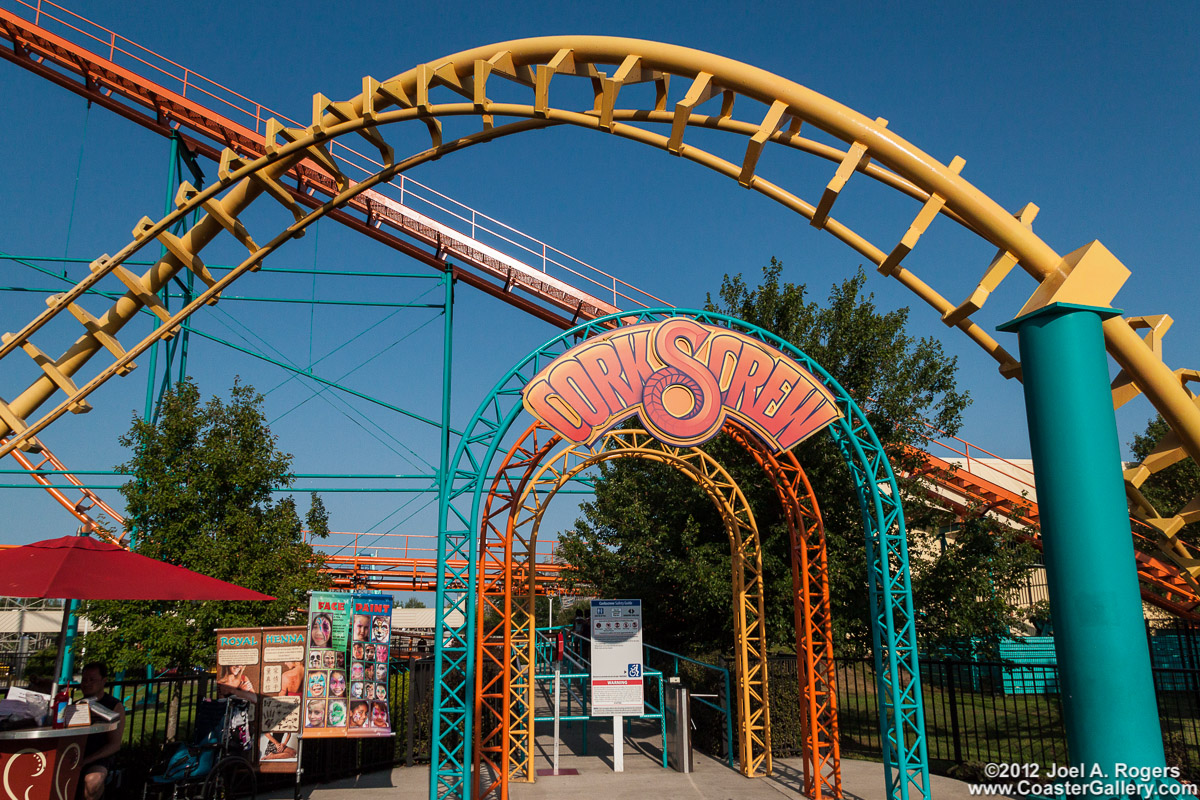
142, 696, 257, 800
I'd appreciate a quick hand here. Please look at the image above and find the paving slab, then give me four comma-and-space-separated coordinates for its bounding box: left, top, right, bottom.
262, 719, 1002, 800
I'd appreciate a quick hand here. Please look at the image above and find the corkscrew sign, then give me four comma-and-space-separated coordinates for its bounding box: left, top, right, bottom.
522, 318, 842, 450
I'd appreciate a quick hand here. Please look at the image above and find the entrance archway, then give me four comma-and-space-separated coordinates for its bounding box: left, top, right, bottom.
439, 308, 922, 800
474, 418, 838, 800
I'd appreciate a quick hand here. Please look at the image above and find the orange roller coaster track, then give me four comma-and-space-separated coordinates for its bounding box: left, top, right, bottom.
1, 0, 1197, 617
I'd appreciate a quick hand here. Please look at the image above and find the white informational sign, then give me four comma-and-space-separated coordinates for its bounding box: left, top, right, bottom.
589, 599, 644, 717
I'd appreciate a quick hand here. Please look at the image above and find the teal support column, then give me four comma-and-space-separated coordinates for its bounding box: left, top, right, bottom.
997, 303, 1167, 783
143, 132, 181, 423
440, 271, 455, 541
56, 599, 80, 685
431, 269, 462, 799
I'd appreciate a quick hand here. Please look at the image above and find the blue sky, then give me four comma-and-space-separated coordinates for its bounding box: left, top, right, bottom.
1, 0, 1197, 581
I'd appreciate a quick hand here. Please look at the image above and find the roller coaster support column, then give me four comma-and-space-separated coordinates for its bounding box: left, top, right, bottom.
998, 303, 1167, 786
431, 267, 464, 799
441, 269, 455, 525
144, 131, 205, 423
141, 132, 180, 423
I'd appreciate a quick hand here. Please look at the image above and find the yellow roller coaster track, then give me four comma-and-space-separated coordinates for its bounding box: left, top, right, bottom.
0, 31, 1197, 597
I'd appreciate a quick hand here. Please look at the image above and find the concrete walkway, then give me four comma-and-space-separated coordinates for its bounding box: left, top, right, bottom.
262, 754, 998, 800
263, 718, 1003, 800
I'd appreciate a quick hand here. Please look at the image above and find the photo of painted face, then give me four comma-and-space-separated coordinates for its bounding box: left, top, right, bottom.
351, 662, 364, 680
375, 644, 388, 663
328, 700, 346, 727
329, 670, 347, 698
308, 652, 321, 668
375, 663, 388, 681
372, 616, 390, 643
308, 671, 326, 697
375, 683, 387, 702
364, 683, 375, 701
349, 701, 369, 727
310, 614, 332, 648
306, 700, 326, 728
352, 643, 364, 661
372, 701, 388, 728
352, 614, 370, 642
323, 650, 337, 669
351, 682, 363, 699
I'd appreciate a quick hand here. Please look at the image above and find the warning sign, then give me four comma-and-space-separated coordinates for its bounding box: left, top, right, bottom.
589, 599, 644, 717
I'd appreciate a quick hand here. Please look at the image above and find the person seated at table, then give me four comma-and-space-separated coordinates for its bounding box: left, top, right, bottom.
78, 662, 125, 800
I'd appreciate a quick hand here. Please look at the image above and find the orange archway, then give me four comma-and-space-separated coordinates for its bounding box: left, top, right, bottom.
474, 419, 838, 800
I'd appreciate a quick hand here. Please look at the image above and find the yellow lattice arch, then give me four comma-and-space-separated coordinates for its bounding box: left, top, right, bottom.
1, 36, 1195, 585
476, 426, 772, 793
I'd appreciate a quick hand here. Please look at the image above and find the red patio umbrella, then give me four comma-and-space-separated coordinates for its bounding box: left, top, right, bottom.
0, 535, 275, 601
0, 535, 274, 693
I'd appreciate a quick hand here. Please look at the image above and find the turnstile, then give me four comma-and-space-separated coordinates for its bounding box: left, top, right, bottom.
664, 679, 693, 773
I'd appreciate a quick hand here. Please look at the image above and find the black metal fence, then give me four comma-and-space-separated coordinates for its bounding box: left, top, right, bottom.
830, 658, 1073, 768
6, 623, 1197, 792
0, 651, 35, 689
759, 646, 1199, 781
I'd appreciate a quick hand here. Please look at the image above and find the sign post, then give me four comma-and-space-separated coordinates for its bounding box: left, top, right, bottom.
589, 599, 643, 772
552, 658, 561, 775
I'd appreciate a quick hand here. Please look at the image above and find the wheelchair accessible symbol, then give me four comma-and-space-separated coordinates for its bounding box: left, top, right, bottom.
627, 664, 642, 678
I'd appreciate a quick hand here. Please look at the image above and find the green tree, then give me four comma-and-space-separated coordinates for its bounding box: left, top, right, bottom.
562, 261, 1038, 657
908, 504, 1046, 657
558, 452, 748, 655
402, 597, 428, 609
82, 379, 330, 671
1131, 415, 1200, 547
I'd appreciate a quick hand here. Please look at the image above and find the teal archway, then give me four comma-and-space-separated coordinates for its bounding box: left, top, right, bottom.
432, 308, 928, 800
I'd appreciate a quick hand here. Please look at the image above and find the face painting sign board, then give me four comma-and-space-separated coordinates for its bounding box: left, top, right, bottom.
346, 593, 395, 736
303, 591, 352, 737
589, 599, 644, 717
302, 590, 395, 738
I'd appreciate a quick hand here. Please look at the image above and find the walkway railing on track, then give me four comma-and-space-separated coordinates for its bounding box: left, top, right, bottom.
2, 0, 668, 313
916, 423, 1038, 498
